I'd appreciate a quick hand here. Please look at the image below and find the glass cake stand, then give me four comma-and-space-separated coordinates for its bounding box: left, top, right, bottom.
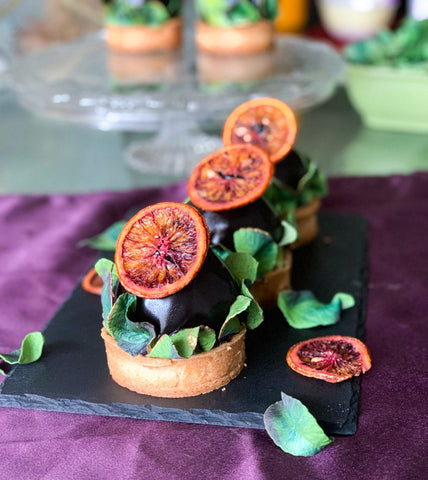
3, 31, 344, 176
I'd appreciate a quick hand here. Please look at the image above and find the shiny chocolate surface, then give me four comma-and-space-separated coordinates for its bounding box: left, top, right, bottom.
194, 198, 283, 249
273, 150, 307, 188
118, 249, 238, 336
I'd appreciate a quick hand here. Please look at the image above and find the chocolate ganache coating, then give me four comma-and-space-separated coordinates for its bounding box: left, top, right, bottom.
273, 150, 307, 189
117, 248, 239, 336
191, 197, 283, 250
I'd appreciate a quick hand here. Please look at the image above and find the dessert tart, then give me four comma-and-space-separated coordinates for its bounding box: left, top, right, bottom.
266, 150, 327, 247
187, 144, 297, 310
195, 0, 278, 55
222, 97, 328, 246
97, 202, 263, 398
103, 0, 181, 53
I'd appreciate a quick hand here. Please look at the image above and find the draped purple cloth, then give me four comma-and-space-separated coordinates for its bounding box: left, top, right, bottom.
1, 174, 427, 479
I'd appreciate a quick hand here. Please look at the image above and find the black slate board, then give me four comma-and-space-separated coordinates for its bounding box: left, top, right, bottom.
0, 214, 368, 435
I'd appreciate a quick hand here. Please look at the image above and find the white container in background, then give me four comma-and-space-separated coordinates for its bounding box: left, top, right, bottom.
316, 0, 399, 41
408, 0, 428, 20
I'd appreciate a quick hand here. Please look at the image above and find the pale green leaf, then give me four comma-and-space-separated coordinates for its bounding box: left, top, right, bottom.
264, 392, 333, 456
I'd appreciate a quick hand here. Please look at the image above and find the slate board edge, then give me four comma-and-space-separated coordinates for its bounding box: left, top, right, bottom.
0, 392, 265, 429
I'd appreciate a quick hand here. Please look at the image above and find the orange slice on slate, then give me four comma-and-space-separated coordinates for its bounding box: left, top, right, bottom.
286, 335, 372, 383
223, 97, 297, 163
82, 267, 103, 295
115, 202, 209, 299
188, 144, 273, 212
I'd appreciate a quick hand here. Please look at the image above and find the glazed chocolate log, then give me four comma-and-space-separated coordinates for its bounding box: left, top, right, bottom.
273, 150, 307, 189
192, 198, 283, 250
117, 249, 238, 336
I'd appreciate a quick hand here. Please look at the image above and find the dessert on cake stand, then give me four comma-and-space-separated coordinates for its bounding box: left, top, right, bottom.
3, 25, 343, 177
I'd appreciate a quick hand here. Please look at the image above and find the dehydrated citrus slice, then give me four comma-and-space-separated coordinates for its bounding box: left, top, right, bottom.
286, 335, 371, 383
223, 97, 297, 163
115, 202, 209, 299
82, 267, 103, 296
188, 145, 273, 212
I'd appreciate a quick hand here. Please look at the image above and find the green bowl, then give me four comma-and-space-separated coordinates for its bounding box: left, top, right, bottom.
346, 62, 428, 133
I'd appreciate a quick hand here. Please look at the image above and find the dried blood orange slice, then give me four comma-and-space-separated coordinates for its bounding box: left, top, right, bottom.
286, 335, 371, 383
82, 267, 103, 295
223, 97, 297, 163
115, 202, 209, 299
188, 144, 273, 212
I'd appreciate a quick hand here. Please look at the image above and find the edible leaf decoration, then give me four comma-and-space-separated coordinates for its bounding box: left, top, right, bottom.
233, 228, 278, 275
264, 152, 328, 217
196, 0, 276, 28
148, 334, 180, 359
79, 221, 126, 251
278, 290, 355, 329
264, 392, 333, 456
105, 0, 175, 26
95, 258, 119, 334
219, 295, 251, 340
0, 332, 44, 375
241, 282, 264, 330
224, 251, 258, 286
278, 220, 298, 247
198, 326, 216, 351
108, 293, 155, 356
170, 327, 200, 359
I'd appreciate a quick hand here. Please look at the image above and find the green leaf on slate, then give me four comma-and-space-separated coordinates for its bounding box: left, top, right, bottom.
0, 332, 45, 375
108, 293, 155, 356
170, 327, 200, 358
241, 282, 264, 330
148, 335, 180, 359
233, 228, 278, 275
277, 290, 355, 329
224, 251, 258, 286
79, 221, 126, 251
264, 392, 333, 456
198, 326, 216, 352
219, 295, 250, 339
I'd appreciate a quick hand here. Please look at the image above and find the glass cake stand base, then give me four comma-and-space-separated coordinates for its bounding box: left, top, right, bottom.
124, 116, 223, 178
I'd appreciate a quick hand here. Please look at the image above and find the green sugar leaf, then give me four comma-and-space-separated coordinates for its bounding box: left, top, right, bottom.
241, 282, 264, 330
79, 221, 126, 251
170, 327, 200, 358
233, 228, 278, 275
278, 290, 355, 329
219, 295, 250, 339
108, 293, 155, 356
264, 180, 298, 216
278, 220, 298, 247
95, 258, 119, 333
224, 251, 258, 286
264, 392, 333, 456
198, 326, 216, 351
148, 334, 180, 359
0, 332, 45, 375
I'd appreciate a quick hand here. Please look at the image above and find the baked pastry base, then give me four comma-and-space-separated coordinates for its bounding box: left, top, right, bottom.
293, 198, 321, 247
250, 248, 292, 310
105, 18, 182, 53
101, 326, 246, 398
195, 20, 274, 55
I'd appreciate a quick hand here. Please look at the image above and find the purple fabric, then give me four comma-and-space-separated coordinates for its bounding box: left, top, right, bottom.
1, 174, 427, 479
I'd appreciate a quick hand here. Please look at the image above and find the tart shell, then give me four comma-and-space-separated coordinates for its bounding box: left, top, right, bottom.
293, 198, 321, 247
195, 20, 274, 55
105, 18, 182, 53
101, 326, 246, 398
